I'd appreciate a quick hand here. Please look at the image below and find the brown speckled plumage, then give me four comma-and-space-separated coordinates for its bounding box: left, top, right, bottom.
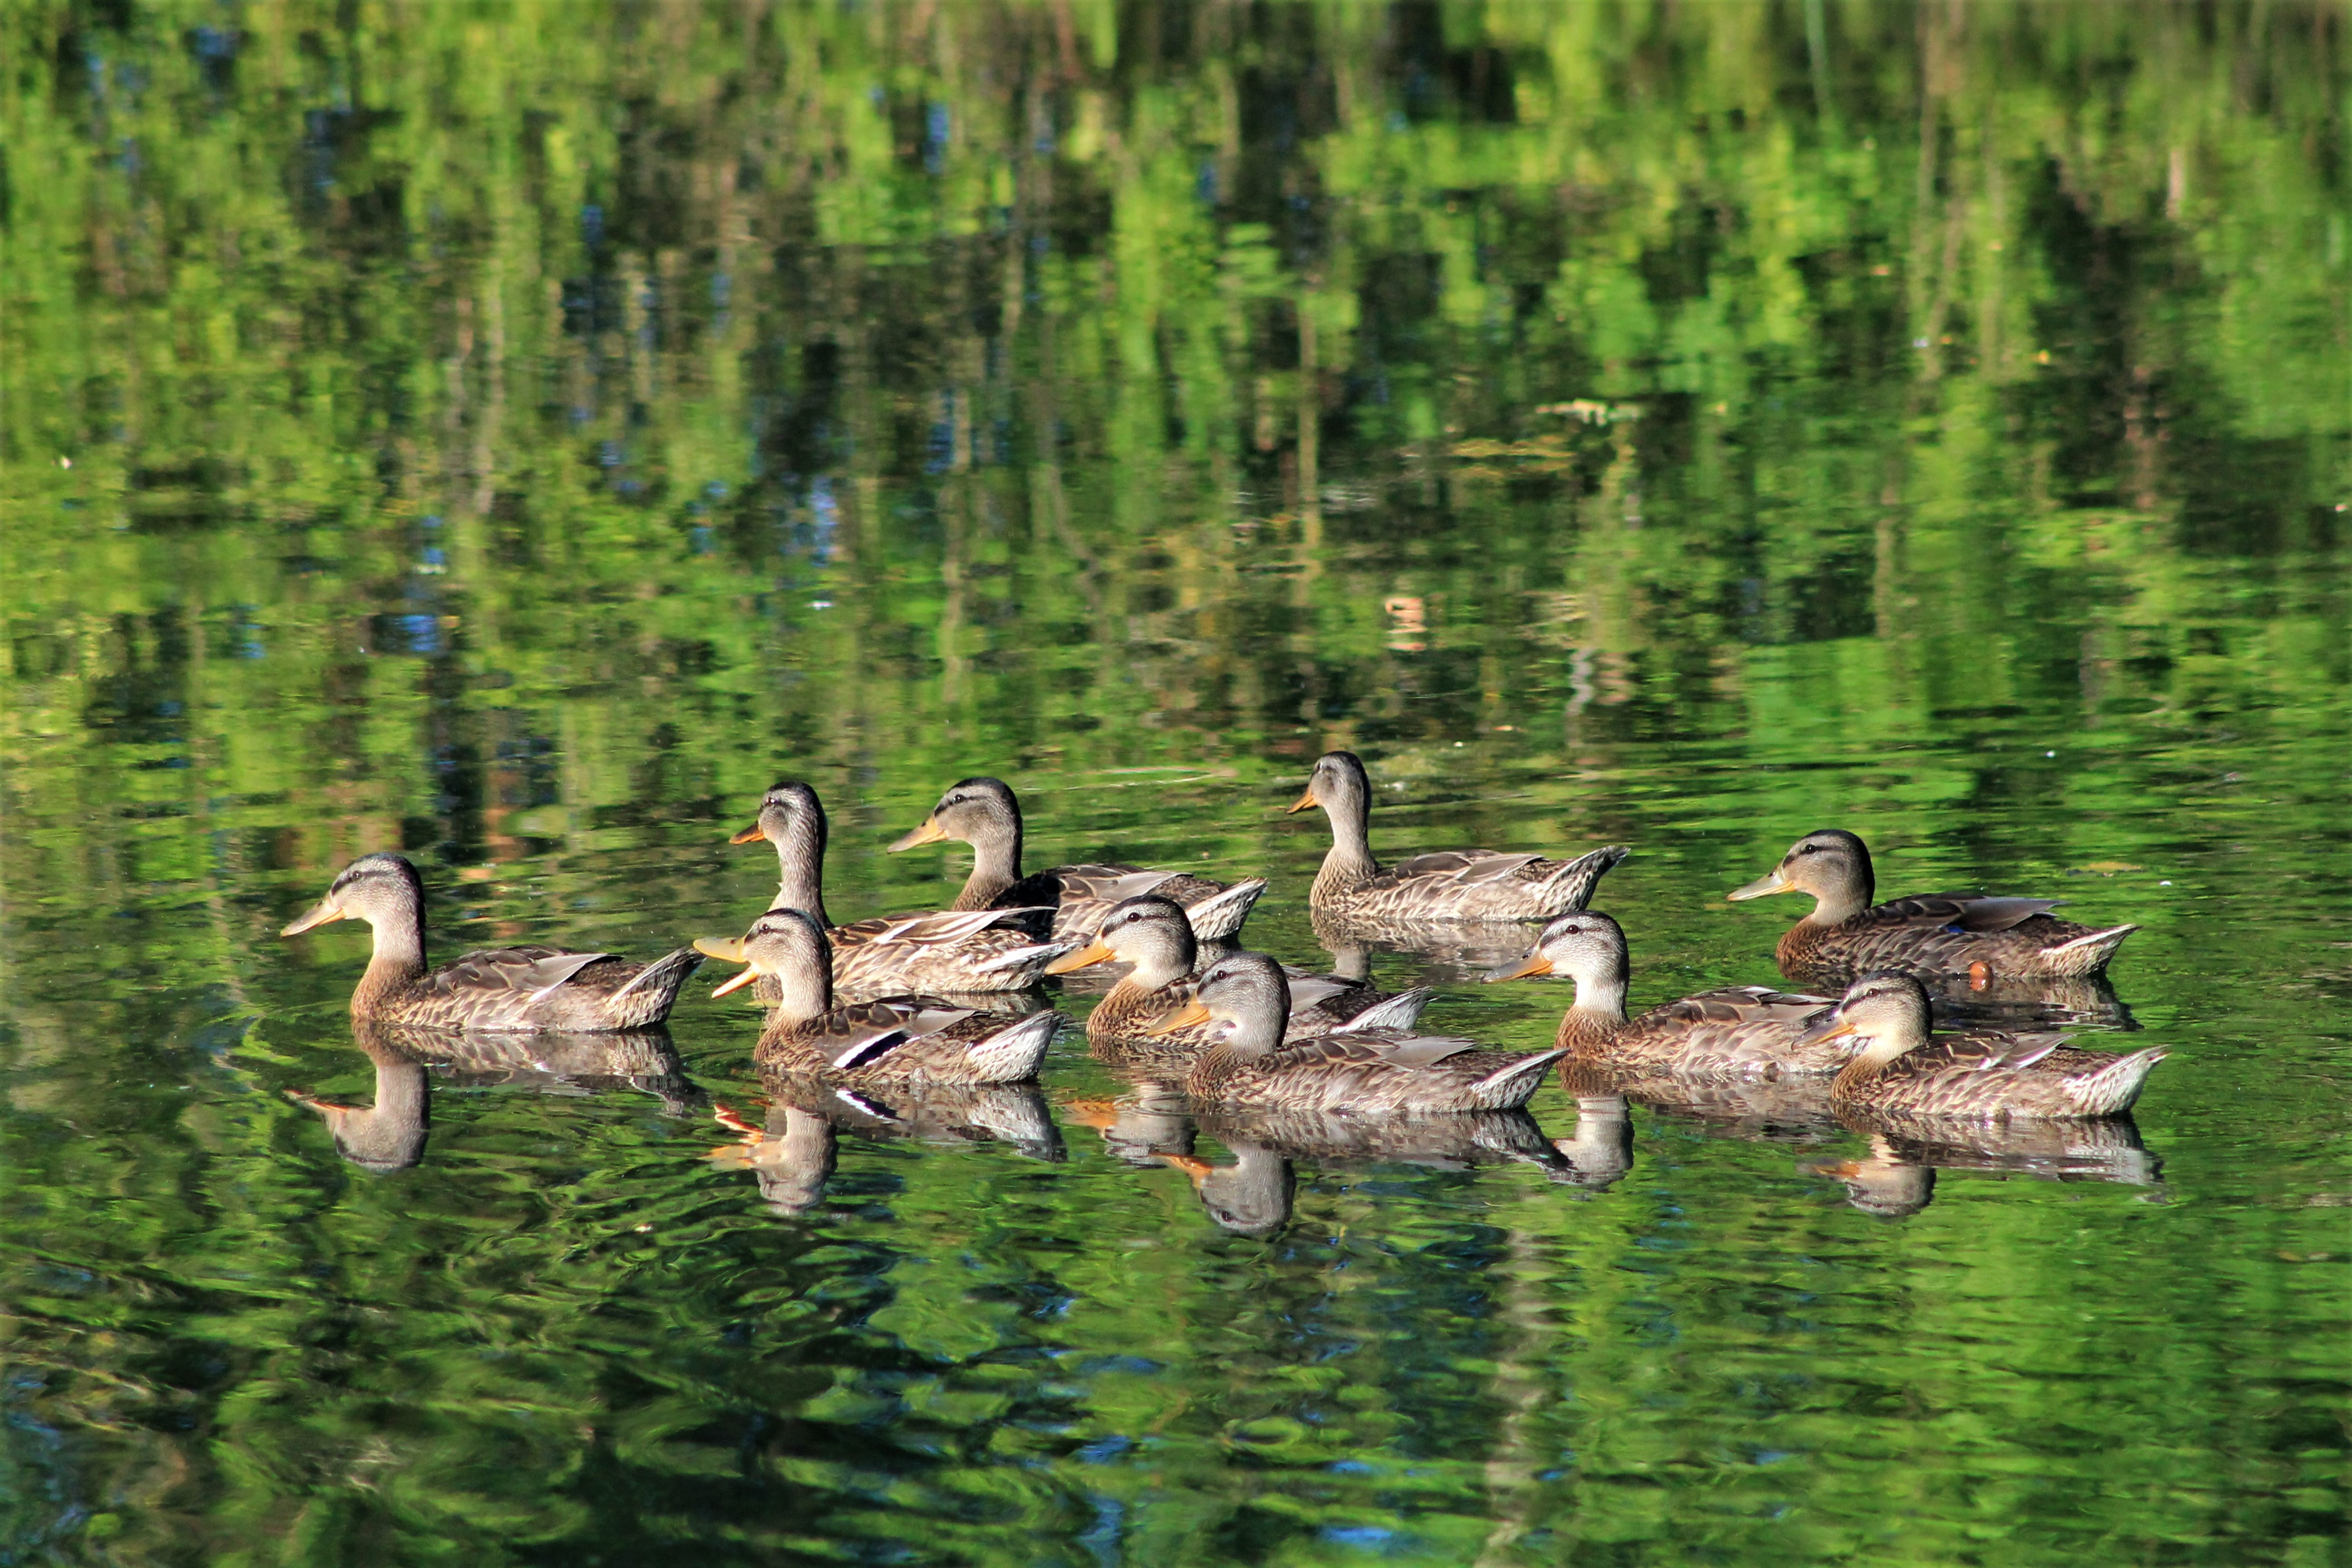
714, 783, 1072, 998
716, 909, 1061, 1086
1729, 829, 2138, 985
1162, 952, 1564, 1114
890, 776, 1266, 941
1289, 752, 1627, 922
1809, 973, 2166, 1120
1049, 896, 1431, 1068
281, 854, 701, 1032
1488, 911, 1842, 1077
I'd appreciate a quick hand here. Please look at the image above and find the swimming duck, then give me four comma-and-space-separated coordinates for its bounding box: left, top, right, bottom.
1287, 752, 1628, 921
1147, 951, 1565, 1114
1800, 972, 2165, 1120
888, 776, 1267, 940
1728, 829, 2138, 985
1044, 895, 1432, 1063
711, 909, 1060, 1086
702, 782, 1070, 997
281, 854, 701, 1031
1484, 911, 1842, 1077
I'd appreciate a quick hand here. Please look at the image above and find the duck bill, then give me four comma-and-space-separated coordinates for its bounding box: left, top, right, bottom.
1144, 999, 1215, 1036
694, 936, 748, 963
1043, 939, 1115, 976
888, 818, 948, 852
710, 966, 764, 999
280, 899, 346, 937
728, 823, 766, 845
1796, 1014, 1856, 1047
1726, 868, 1793, 902
1283, 787, 1319, 815
1484, 952, 1554, 983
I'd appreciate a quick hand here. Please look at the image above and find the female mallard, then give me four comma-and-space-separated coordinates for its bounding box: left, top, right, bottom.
281, 854, 701, 1031
1287, 752, 1628, 921
1043, 895, 1431, 1063
1728, 829, 2138, 985
1146, 951, 1565, 1114
702, 782, 1070, 997
1800, 972, 2165, 1120
887, 776, 1267, 941
1484, 911, 1841, 1077
710, 909, 1060, 1086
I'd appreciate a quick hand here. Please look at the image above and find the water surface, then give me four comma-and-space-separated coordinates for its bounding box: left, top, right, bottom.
4, 3, 2349, 1563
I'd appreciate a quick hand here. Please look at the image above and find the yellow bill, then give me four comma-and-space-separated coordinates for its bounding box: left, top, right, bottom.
694, 936, 749, 962
1726, 868, 1793, 901
888, 818, 948, 851
280, 899, 346, 937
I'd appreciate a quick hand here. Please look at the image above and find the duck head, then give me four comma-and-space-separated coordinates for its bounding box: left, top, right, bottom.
707, 907, 834, 1019
1044, 894, 1194, 982
1798, 971, 1933, 1064
1485, 910, 1630, 1016
1728, 829, 1875, 923
281, 853, 425, 937
1145, 950, 1291, 1055
888, 776, 1021, 853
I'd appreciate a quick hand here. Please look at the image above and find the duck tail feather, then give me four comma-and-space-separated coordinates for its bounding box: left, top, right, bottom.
1538, 845, 1631, 913
2048, 924, 2139, 977
2067, 1047, 2168, 1115
1182, 878, 1267, 941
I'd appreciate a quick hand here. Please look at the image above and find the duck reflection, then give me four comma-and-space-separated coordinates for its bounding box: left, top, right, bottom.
290, 1022, 704, 1172
1915, 970, 2138, 1033
288, 1030, 431, 1173
708, 1075, 1065, 1217
1308, 908, 1542, 981
1064, 1091, 1592, 1235
1807, 1112, 2162, 1218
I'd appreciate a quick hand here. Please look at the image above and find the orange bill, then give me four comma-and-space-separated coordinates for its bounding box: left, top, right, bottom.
710, 967, 763, 999
1144, 998, 1213, 1035
1483, 952, 1554, 982
729, 823, 766, 845
1283, 787, 1318, 815
1043, 939, 1115, 976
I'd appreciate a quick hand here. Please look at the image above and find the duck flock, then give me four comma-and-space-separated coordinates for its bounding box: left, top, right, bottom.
281, 750, 2163, 1223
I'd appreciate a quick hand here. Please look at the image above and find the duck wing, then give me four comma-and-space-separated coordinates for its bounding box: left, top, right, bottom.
1384, 850, 1547, 886
799, 999, 979, 1071
837, 906, 1057, 948
1271, 1030, 1484, 1070
1885, 1029, 2070, 1083
1872, 894, 2065, 933
1648, 986, 1836, 1027
427, 946, 614, 1002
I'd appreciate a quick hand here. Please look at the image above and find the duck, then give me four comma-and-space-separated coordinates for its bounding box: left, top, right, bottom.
1728, 829, 2138, 985
281, 853, 702, 1031
1484, 910, 1842, 1077
1146, 951, 1565, 1114
702, 782, 1071, 997
1043, 895, 1432, 1063
1287, 751, 1629, 921
710, 908, 1060, 1086
1799, 972, 2166, 1120
288, 1028, 432, 1174
887, 776, 1267, 940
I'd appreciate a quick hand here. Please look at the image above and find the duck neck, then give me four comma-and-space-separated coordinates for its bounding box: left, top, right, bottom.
1312, 785, 1379, 895
1114, 925, 1196, 995
1805, 862, 1874, 926
770, 809, 832, 930
1556, 959, 1630, 1051
769, 955, 835, 1028
1210, 995, 1289, 1060
1831, 1026, 1921, 1093
355, 901, 428, 1011
954, 814, 1023, 911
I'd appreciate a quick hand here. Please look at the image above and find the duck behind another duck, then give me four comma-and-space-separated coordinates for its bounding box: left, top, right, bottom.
1729, 829, 2138, 985
889, 776, 1267, 941
712, 909, 1060, 1086
1046, 895, 1431, 1065
1288, 752, 1628, 921
1149, 951, 1565, 1114
704, 782, 1071, 996
1486, 911, 1841, 1077
282, 854, 701, 1032
1803, 972, 2165, 1120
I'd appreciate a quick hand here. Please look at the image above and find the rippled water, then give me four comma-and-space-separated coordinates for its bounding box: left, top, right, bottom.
5, 3, 2349, 1562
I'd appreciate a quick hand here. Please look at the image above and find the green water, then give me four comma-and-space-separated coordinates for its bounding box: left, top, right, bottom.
4, 2, 2349, 1562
